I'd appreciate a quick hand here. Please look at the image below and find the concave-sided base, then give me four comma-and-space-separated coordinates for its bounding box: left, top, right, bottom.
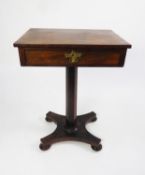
40, 111, 102, 151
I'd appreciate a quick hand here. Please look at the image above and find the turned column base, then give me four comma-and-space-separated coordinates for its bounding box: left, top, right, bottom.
40, 111, 102, 151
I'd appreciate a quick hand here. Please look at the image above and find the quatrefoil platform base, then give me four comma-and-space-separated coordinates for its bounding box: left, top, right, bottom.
40, 111, 102, 151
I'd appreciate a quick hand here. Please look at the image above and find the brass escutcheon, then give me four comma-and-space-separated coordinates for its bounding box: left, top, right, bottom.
65, 50, 82, 63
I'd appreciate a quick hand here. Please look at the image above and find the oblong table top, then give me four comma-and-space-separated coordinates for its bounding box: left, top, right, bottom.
14, 28, 131, 49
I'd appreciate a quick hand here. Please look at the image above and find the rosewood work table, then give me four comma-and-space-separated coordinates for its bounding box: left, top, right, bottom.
14, 29, 131, 151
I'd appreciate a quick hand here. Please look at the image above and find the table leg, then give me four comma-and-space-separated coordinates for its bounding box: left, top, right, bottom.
66, 67, 77, 125
40, 67, 102, 151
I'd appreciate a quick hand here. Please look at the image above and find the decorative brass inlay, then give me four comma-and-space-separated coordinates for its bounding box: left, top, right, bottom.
65, 50, 82, 63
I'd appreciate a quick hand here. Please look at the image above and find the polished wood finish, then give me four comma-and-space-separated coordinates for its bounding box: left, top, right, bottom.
14, 29, 131, 48
40, 111, 102, 151
40, 67, 102, 150
14, 29, 131, 151
66, 67, 77, 125
14, 29, 131, 67
18, 47, 126, 67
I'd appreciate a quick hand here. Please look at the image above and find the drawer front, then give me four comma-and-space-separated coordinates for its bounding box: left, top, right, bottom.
19, 48, 126, 67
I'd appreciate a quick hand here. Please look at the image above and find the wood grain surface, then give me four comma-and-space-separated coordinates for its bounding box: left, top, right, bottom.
14, 28, 131, 48
14, 29, 131, 67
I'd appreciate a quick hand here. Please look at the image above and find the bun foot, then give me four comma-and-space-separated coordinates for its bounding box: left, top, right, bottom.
45, 117, 52, 122
91, 144, 102, 151
39, 143, 51, 151
91, 117, 97, 122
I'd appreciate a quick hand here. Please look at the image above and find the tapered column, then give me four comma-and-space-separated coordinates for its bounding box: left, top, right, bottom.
66, 67, 78, 126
